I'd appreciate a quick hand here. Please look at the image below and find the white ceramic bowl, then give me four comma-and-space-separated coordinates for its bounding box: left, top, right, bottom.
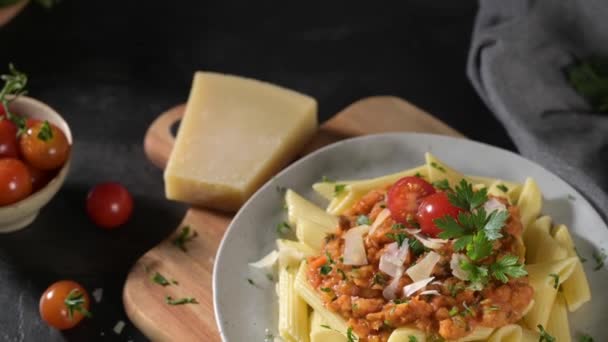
213, 133, 608, 341
0, 96, 72, 233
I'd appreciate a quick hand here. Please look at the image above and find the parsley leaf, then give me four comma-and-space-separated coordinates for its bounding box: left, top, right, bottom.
321, 176, 334, 183
408, 239, 426, 256
490, 255, 527, 283
165, 296, 198, 305
579, 333, 594, 342
548, 273, 560, 289
320, 265, 332, 275
385, 232, 407, 247
172, 226, 198, 252
346, 327, 358, 342
574, 247, 587, 263
432, 179, 451, 191
320, 324, 331, 329
247, 278, 255, 285
448, 307, 459, 316
460, 259, 489, 285
371, 273, 386, 286
466, 231, 493, 261
334, 184, 346, 196
457, 208, 487, 232
592, 248, 606, 271
496, 184, 509, 192
448, 179, 488, 211
276, 222, 292, 235
435, 215, 466, 239
537, 324, 556, 342
151, 272, 171, 286
483, 210, 508, 241
430, 162, 446, 172
357, 215, 371, 226
408, 336, 418, 342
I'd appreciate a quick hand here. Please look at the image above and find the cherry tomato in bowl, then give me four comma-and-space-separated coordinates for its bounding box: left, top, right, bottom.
387, 176, 436, 225
0, 117, 19, 158
416, 192, 463, 237
39, 280, 91, 330
86, 182, 134, 229
0, 158, 32, 206
20, 120, 70, 170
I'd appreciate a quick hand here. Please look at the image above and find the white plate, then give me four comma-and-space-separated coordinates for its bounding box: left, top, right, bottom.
213, 133, 608, 341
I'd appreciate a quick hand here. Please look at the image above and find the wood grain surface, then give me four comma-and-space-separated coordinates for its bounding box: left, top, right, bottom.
123, 96, 463, 341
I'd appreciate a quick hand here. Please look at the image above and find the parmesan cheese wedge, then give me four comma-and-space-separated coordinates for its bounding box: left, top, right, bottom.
164, 72, 317, 211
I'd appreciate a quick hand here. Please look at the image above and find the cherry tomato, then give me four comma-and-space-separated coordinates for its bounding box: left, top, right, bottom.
39, 280, 91, 330
20, 121, 70, 170
387, 176, 436, 225
26, 163, 52, 192
86, 182, 133, 229
0, 118, 19, 158
0, 158, 32, 206
416, 192, 463, 237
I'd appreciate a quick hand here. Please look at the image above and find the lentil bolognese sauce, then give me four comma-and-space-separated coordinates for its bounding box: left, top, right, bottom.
306, 177, 533, 341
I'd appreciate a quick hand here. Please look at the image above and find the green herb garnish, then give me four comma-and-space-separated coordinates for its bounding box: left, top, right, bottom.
432, 179, 451, 191
448, 307, 459, 316
579, 333, 594, 342
408, 239, 426, 256
165, 296, 198, 305
592, 248, 606, 271
276, 221, 291, 235
430, 162, 446, 172
385, 232, 407, 247
172, 226, 198, 252
357, 215, 371, 226
64, 289, 92, 319
537, 324, 556, 342
346, 327, 358, 342
320, 324, 331, 329
337, 269, 347, 280
151, 272, 171, 286
371, 273, 386, 286
321, 176, 334, 183
574, 247, 587, 263
408, 336, 418, 342
320, 265, 332, 275
247, 278, 255, 286
548, 273, 560, 289
490, 255, 528, 283
496, 184, 509, 193
320, 287, 331, 292
334, 184, 346, 196
447, 179, 488, 211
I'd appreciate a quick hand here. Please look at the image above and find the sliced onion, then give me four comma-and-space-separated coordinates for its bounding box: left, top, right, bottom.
343, 225, 369, 266
379, 242, 409, 277
450, 253, 470, 281
413, 233, 447, 250
403, 277, 435, 297
484, 197, 507, 213
419, 290, 440, 296
382, 267, 404, 300
406, 251, 441, 282
369, 208, 391, 236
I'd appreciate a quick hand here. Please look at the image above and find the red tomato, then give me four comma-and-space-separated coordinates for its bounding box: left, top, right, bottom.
39, 280, 91, 330
86, 182, 133, 229
0, 118, 19, 159
20, 121, 70, 170
0, 158, 32, 206
416, 192, 463, 237
387, 176, 436, 225
26, 163, 52, 192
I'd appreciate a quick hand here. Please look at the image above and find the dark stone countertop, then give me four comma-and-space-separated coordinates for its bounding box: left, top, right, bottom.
0, 1, 514, 341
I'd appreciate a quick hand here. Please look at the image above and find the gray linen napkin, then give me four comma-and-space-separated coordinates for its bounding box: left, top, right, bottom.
467, 0, 608, 222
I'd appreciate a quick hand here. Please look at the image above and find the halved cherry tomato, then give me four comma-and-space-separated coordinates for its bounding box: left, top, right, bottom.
39, 280, 91, 330
20, 121, 70, 170
0, 117, 19, 158
416, 192, 463, 237
387, 176, 436, 225
86, 182, 134, 229
0, 158, 32, 205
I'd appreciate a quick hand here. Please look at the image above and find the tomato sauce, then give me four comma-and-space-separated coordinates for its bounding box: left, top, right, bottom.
307, 189, 534, 341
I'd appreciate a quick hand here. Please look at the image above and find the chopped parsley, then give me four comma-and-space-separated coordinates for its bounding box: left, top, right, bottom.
385, 232, 407, 247
489, 255, 528, 283
460, 260, 489, 285
496, 184, 509, 193
575, 247, 588, 263
393, 298, 409, 304
247, 278, 255, 286
371, 273, 386, 286
592, 248, 606, 271
447, 283, 464, 297
320, 264, 332, 275
432, 179, 451, 191
579, 333, 594, 342
165, 296, 198, 305
537, 324, 556, 342
346, 327, 358, 342
276, 221, 291, 235
275, 185, 286, 193
392, 223, 406, 230
37, 120, 54, 141
151, 272, 171, 287
408, 239, 426, 256
448, 307, 459, 316
548, 273, 560, 289
430, 162, 446, 172
172, 226, 198, 252
356, 215, 371, 226
408, 336, 418, 342
462, 302, 475, 316
320, 324, 331, 329
352, 303, 358, 311
325, 251, 335, 264
414, 172, 424, 178
320, 287, 331, 292
334, 184, 346, 196
266, 273, 273, 282
321, 175, 334, 183
337, 269, 347, 280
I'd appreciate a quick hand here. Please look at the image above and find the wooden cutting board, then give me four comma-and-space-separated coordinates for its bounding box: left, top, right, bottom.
123, 96, 463, 342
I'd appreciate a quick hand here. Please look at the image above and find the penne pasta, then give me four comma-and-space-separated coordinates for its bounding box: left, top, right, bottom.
523, 216, 567, 263
296, 217, 337, 252
487, 324, 521, 342
425, 152, 466, 187
546, 293, 571, 342
387, 326, 426, 342
286, 189, 338, 231
277, 239, 317, 266
520, 327, 541, 342
523, 257, 577, 329
294, 262, 350, 337
552, 224, 591, 311
278, 260, 310, 342
310, 311, 347, 342
516, 178, 542, 231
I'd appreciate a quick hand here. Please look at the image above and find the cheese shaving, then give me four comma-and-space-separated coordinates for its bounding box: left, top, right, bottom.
406, 251, 441, 282
403, 277, 435, 297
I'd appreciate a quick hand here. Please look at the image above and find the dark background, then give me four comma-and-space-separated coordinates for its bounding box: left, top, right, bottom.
0, 1, 514, 341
